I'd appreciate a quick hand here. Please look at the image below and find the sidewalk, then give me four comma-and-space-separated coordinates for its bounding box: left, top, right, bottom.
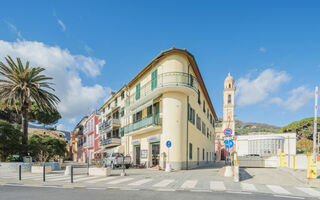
278, 168, 320, 188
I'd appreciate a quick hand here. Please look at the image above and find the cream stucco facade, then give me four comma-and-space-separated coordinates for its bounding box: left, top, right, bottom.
98, 48, 217, 170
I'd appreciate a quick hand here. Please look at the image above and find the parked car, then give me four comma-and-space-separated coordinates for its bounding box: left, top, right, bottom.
103, 153, 131, 169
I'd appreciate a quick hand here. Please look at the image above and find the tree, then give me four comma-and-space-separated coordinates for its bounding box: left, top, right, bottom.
28, 135, 66, 162
296, 137, 313, 153
281, 117, 320, 140
30, 102, 61, 125
0, 120, 24, 161
0, 56, 60, 147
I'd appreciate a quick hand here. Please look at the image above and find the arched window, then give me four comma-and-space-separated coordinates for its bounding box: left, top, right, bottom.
229, 83, 231, 88
228, 94, 232, 104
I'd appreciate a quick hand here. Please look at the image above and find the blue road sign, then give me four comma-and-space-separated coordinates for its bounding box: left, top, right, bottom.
224, 140, 234, 149
224, 128, 233, 136
166, 140, 172, 148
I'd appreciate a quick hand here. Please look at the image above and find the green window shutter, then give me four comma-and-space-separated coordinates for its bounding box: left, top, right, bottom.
133, 114, 136, 123
193, 109, 195, 124
190, 75, 193, 87
151, 69, 157, 90
189, 143, 192, 160
136, 83, 140, 100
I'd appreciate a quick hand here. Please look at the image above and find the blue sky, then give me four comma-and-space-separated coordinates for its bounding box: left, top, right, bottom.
0, 1, 319, 130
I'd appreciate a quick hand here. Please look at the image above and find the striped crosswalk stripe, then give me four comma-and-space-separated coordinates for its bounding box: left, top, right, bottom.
86, 176, 117, 184
241, 183, 257, 192
152, 179, 174, 187
210, 181, 226, 191
128, 179, 153, 186
107, 178, 134, 184
297, 187, 320, 197
72, 176, 99, 182
266, 185, 291, 195
180, 180, 197, 189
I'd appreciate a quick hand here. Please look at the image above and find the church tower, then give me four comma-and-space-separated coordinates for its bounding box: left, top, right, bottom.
222, 73, 235, 133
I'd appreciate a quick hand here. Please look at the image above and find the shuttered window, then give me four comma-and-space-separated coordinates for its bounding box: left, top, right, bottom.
135, 83, 140, 100
151, 69, 157, 90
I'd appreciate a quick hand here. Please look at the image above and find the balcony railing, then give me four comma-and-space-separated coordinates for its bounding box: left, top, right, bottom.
123, 115, 161, 134
126, 72, 199, 106
99, 118, 121, 132
99, 137, 121, 146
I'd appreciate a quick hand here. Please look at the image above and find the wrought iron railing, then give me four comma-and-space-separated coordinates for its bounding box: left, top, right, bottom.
126, 72, 199, 106
123, 115, 161, 134
99, 137, 121, 146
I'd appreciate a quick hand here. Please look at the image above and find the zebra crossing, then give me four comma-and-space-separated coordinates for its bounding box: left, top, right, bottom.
1, 173, 320, 198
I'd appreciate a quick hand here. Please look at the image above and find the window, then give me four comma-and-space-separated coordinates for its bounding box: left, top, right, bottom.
207, 109, 209, 119
103, 108, 106, 113
134, 111, 142, 122
188, 104, 195, 125
206, 152, 208, 162
190, 75, 194, 87
120, 107, 124, 117
203, 148, 205, 161
203, 101, 206, 113
228, 94, 231, 104
108, 104, 110, 109
196, 114, 201, 131
136, 83, 140, 100
210, 114, 213, 125
115, 97, 118, 106
121, 91, 125, 100
229, 83, 231, 88
147, 105, 152, 117
202, 122, 206, 135
189, 143, 193, 160
151, 69, 157, 90
198, 90, 201, 104
207, 128, 209, 138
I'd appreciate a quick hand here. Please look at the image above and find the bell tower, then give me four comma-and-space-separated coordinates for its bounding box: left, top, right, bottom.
222, 73, 235, 132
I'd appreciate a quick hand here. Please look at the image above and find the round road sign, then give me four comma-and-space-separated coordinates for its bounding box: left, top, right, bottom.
166, 140, 172, 148
224, 128, 233, 136
224, 140, 234, 149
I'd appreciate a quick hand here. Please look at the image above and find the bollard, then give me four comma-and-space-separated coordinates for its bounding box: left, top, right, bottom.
19, 165, 21, 181
71, 165, 73, 183
43, 164, 46, 182
293, 155, 296, 171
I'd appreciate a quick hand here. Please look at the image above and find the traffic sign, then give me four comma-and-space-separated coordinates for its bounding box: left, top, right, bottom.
166, 140, 172, 148
224, 140, 234, 149
223, 136, 234, 140
224, 128, 233, 136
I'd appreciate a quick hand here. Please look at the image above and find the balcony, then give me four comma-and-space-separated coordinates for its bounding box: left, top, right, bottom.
123, 115, 162, 135
99, 118, 121, 134
126, 72, 199, 108
99, 137, 121, 147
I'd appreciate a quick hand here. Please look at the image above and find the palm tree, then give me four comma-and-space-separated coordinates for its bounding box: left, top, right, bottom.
0, 56, 60, 146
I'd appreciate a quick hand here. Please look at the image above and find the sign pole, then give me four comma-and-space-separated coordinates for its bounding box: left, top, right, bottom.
313, 86, 318, 162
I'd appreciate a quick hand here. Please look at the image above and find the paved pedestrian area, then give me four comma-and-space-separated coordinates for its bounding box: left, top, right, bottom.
1, 168, 320, 199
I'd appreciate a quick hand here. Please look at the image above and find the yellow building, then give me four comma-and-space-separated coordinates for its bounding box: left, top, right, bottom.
99, 48, 217, 170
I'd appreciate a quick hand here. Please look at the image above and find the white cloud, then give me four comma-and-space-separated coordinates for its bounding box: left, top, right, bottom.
270, 86, 313, 111
0, 40, 110, 122
5, 21, 23, 39
236, 69, 291, 106
57, 19, 66, 32
56, 123, 69, 131
259, 47, 266, 53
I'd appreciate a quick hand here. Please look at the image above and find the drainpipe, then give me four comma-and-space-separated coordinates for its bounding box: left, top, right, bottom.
186, 64, 191, 170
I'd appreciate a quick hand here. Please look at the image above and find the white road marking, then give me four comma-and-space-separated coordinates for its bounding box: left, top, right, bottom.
128, 179, 152, 186
241, 183, 257, 192
210, 181, 226, 191
152, 179, 174, 187
86, 176, 117, 184
86, 187, 106, 190
274, 195, 304, 199
107, 178, 134, 184
73, 176, 101, 182
180, 180, 198, 189
226, 191, 252, 195
297, 187, 320, 197
267, 185, 291, 195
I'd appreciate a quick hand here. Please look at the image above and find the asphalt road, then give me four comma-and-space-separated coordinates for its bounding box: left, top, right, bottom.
0, 185, 316, 200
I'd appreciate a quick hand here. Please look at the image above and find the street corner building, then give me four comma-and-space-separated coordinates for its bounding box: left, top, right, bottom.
97, 48, 218, 170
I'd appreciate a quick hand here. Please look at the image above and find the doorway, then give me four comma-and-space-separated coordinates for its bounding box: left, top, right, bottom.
151, 142, 160, 166
134, 145, 141, 165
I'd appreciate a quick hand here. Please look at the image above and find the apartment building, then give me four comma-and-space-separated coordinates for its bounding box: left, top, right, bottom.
83, 110, 99, 163
97, 48, 217, 170
70, 116, 87, 162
